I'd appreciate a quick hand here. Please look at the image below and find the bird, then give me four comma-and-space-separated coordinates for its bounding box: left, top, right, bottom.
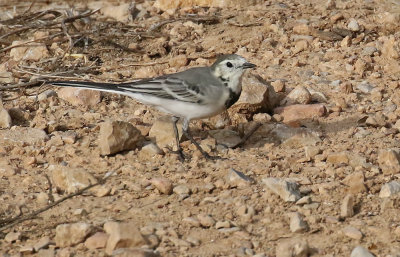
49, 54, 256, 161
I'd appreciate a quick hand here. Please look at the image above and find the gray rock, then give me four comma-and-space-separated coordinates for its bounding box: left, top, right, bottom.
289, 212, 309, 233
348, 18, 360, 31
350, 246, 375, 257
262, 177, 301, 202
379, 181, 400, 198
0, 127, 48, 145
356, 81, 374, 94
226, 168, 253, 187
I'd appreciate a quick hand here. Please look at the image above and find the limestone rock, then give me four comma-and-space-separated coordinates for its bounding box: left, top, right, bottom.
340, 194, 355, 218
327, 151, 349, 165
85, 232, 109, 250
229, 73, 279, 115
149, 116, 182, 150
99, 120, 143, 155
0, 127, 48, 145
50, 165, 98, 194
350, 246, 375, 257
343, 226, 363, 240
104, 221, 149, 255
289, 212, 309, 233
58, 87, 101, 106
276, 238, 310, 257
379, 181, 400, 198
273, 104, 326, 124
262, 177, 301, 202
281, 86, 311, 105
112, 248, 160, 257
378, 149, 400, 175
55, 223, 92, 247
208, 129, 242, 148
197, 214, 216, 228
150, 177, 173, 195
0, 107, 12, 128
342, 171, 367, 194
10, 40, 49, 61
154, 0, 257, 11
5, 231, 21, 243
226, 168, 253, 187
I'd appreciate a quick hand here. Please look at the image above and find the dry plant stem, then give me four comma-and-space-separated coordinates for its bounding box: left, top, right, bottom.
149, 15, 219, 32
0, 174, 111, 232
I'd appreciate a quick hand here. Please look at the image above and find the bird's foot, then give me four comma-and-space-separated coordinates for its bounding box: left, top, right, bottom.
171, 149, 187, 162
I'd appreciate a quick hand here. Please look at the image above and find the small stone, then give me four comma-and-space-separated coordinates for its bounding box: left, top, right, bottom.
378, 149, 400, 175
382, 35, 399, 59
226, 168, 253, 187
304, 146, 320, 159
293, 23, 311, 35
37, 90, 57, 101
215, 220, 231, 229
379, 181, 400, 198
100, 3, 131, 22
10, 40, 49, 61
342, 171, 367, 194
58, 87, 101, 106
0, 127, 48, 145
252, 113, 272, 122
343, 226, 363, 240
173, 184, 191, 195
350, 246, 375, 257
112, 248, 160, 257
5, 231, 21, 243
104, 221, 149, 255
90, 185, 111, 197
60, 131, 77, 144
34, 236, 52, 251
274, 104, 326, 124
0, 107, 12, 128
182, 217, 201, 227
357, 81, 374, 94
149, 116, 182, 150
139, 142, 164, 158
85, 232, 109, 250
230, 73, 279, 114
281, 86, 311, 105
37, 249, 54, 257
327, 151, 349, 164
50, 165, 98, 194
292, 40, 309, 54
262, 177, 301, 202
289, 212, 309, 233
169, 55, 188, 68
99, 120, 143, 155
0, 71, 14, 83
19, 245, 34, 254
55, 222, 92, 247
197, 214, 216, 228
208, 129, 242, 148
348, 19, 360, 31
271, 80, 286, 92
340, 194, 355, 218
72, 208, 88, 216
150, 177, 173, 195
276, 239, 310, 257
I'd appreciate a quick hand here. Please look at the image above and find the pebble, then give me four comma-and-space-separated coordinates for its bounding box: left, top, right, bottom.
262, 177, 301, 202
5, 231, 21, 243
173, 184, 191, 197
326, 151, 349, 165
0, 107, 12, 128
84, 232, 109, 250
55, 222, 92, 247
0, 127, 49, 145
296, 196, 311, 205
226, 168, 253, 187
112, 248, 160, 257
33, 236, 52, 252
342, 171, 367, 194
37, 89, 57, 101
104, 221, 149, 255
350, 246, 375, 257
271, 79, 286, 92
348, 18, 360, 31
273, 104, 326, 124
139, 142, 164, 158
149, 116, 182, 150
230, 73, 279, 114
182, 217, 201, 227
343, 226, 363, 240
289, 212, 309, 233
356, 81, 374, 94
281, 86, 311, 105
197, 214, 216, 228
50, 165, 98, 194
57, 87, 101, 106
215, 220, 231, 229
379, 181, 400, 198
150, 177, 173, 195
340, 194, 355, 218
99, 120, 143, 155
377, 149, 400, 175
100, 3, 131, 22
37, 249, 55, 257
276, 239, 310, 257
208, 129, 242, 148
10, 41, 49, 61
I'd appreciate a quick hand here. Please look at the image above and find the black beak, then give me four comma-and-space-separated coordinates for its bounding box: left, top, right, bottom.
242, 62, 256, 69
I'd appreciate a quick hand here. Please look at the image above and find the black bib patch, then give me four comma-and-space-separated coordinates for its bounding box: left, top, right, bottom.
225, 88, 241, 108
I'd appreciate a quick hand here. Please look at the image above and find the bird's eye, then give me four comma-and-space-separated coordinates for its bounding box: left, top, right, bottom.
226, 62, 233, 68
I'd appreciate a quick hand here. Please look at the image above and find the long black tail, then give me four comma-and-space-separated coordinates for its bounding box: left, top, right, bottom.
49, 80, 126, 94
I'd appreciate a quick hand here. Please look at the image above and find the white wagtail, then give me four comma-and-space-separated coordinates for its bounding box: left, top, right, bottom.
50, 54, 256, 161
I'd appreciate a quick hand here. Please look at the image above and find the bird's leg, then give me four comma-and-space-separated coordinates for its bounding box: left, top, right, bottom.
182, 119, 222, 161
171, 116, 185, 162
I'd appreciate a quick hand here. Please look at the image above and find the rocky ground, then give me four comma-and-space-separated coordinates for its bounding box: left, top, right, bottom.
1, 0, 400, 256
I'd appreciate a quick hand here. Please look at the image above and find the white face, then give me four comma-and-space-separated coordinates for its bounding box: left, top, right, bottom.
212, 56, 256, 84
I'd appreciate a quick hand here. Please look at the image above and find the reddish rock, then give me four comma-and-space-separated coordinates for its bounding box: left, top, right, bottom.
57, 87, 101, 106
274, 104, 326, 123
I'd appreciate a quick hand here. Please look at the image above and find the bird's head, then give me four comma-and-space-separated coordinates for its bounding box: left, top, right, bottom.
211, 54, 256, 85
